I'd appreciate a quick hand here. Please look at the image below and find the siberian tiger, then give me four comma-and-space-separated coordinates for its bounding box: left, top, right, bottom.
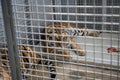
42, 22, 101, 61
0, 45, 56, 80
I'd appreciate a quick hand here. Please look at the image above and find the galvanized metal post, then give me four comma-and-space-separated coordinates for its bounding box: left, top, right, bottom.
1, 0, 22, 80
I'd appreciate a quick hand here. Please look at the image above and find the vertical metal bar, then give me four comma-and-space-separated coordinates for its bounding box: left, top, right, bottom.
110, 1, 113, 80
1, 0, 22, 80
24, 0, 32, 45
93, 1, 96, 79
117, 14, 120, 80
117, 5, 120, 79
84, 0, 88, 79
52, 0, 56, 20
53, 0, 62, 20
102, 0, 107, 30
102, 0, 107, 79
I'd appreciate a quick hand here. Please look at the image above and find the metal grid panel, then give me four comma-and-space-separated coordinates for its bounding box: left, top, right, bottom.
0, 1, 6, 46
0, 0, 120, 80
0, 1, 12, 80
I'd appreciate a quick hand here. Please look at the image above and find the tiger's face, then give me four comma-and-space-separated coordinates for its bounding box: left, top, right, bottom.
46, 23, 71, 48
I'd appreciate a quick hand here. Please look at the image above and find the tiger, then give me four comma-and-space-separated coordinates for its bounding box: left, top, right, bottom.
0, 45, 56, 80
0, 66, 11, 80
42, 22, 101, 61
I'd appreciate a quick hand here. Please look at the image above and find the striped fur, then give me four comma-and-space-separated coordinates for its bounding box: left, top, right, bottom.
0, 45, 56, 79
43, 22, 101, 61
38, 59, 56, 79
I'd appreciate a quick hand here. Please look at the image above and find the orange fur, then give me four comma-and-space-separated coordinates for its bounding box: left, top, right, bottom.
0, 45, 40, 78
43, 22, 86, 61
0, 45, 56, 79
0, 67, 11, 80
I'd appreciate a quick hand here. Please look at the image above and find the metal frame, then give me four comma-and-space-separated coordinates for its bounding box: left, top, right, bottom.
1, 0, 22, 80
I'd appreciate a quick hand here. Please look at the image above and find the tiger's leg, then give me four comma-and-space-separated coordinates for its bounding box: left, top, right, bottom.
70, 38, 86, 56
43, 48, 72, 61
56, 50, 72, 61
38, 59, 56, 79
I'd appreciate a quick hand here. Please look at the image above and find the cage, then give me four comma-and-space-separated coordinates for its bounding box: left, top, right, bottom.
0, 0, 120, 80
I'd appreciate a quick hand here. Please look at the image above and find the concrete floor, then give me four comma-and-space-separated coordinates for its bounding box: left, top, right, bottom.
73, 33, 120, 66
26, 62, 120, 80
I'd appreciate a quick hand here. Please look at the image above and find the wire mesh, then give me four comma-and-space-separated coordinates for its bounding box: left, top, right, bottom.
0, 1, 12, 80
0, 0, 120, 80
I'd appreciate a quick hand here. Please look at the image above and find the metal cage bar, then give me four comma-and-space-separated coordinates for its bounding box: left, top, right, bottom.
1, 0, 22, 80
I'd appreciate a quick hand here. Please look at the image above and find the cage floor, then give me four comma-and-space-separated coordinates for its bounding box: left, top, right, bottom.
73, 32, 120, 66
55, 62, 119, 80
26, 62, 119, 80
57, 64, 120, 80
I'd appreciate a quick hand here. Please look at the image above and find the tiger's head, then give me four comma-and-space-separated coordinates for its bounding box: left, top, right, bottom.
45, 22, 72, 48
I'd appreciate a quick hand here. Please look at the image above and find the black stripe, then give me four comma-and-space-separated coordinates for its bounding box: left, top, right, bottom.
50, 73, 56, 80
81, 30, 84, 36
73, 29, 77, 35
77, 30, 80, 35
38, 60, 56, 79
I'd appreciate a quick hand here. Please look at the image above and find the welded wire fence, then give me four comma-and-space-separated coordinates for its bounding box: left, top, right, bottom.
0, 0, 120, 80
